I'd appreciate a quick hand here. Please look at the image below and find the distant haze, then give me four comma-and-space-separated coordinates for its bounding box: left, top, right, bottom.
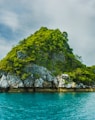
0, 0, 95, 66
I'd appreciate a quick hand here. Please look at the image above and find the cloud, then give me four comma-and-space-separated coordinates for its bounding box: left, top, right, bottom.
0, 38, 15, 59
0, 0, 95, 66
0, 10, 19, 31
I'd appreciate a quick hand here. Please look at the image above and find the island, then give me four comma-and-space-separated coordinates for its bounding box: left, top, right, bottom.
0, 27, 95, 92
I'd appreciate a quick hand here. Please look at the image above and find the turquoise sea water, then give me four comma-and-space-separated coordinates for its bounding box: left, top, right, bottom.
0, 92, 95, 120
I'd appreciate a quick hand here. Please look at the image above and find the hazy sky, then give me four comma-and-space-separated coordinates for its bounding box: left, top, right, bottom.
0, 0, 95, 66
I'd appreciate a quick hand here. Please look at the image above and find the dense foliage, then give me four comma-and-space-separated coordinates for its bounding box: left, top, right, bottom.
67, 67, 95, 85
0, 27, 94, 85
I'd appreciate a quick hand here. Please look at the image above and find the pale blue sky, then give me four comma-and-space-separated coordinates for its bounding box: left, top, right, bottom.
0, 0, 95, 66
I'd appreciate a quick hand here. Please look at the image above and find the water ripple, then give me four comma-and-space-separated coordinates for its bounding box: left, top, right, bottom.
0, 92, 95, 120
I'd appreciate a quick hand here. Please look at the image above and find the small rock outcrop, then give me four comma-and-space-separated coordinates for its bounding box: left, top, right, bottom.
23, 76, 33, 87
17, 51, 27, 59
0, 74, 24, 88
57, 74, 77, 88
0, 75, 9, 88
52, 53, 65, 62
34, 78, 44, 87
7, 74, 24, 88
57, 74, 70, 87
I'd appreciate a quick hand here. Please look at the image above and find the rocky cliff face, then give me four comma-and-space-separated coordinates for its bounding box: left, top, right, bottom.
0, 65, 57, 88
0, 64, 71, 89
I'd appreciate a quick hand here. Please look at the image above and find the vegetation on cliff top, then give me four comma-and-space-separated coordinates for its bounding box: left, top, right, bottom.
0, 27, 95, 85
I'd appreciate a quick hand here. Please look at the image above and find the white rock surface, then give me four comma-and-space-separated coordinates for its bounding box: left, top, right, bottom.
34, 78, 44, 87
7, 74, 24, 88
57, 74, 70, 87
0, 75, 9, 88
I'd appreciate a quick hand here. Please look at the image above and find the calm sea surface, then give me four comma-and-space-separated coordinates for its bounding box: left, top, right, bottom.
0, 92, 95, 120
